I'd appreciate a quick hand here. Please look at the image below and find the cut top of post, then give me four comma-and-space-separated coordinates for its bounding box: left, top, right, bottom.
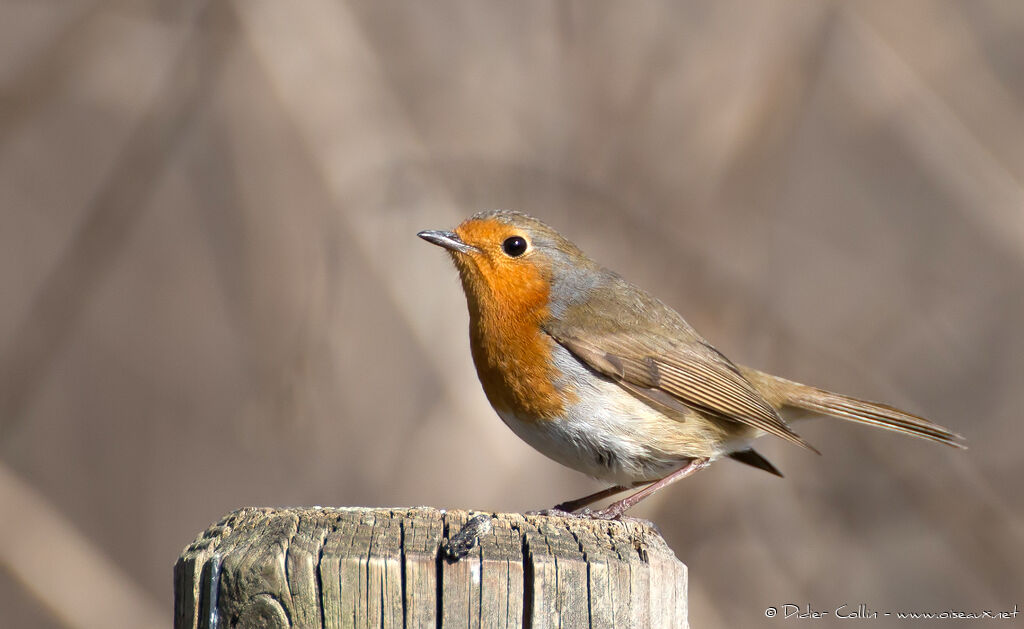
174, 506, 688, 629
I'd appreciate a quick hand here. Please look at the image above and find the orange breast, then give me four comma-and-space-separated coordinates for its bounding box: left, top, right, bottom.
460, 259, 568, 422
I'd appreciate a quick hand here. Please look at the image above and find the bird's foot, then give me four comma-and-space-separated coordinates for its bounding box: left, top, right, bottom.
579, 510, 663, 533
582, 507, 623, 520
525, 507, 583, 518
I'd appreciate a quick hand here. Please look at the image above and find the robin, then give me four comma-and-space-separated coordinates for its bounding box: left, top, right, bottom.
418, 210, 964, 519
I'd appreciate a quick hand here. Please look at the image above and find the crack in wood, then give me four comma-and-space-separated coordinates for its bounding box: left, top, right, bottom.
174, 507, 687, 629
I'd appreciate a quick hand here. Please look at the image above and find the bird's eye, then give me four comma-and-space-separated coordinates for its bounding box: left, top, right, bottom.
501, 235, 528, 257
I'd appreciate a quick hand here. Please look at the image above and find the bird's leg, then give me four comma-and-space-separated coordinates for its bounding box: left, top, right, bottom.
587, 457, 711, 520
553, 485, 630, 513
525, 485, 630, 517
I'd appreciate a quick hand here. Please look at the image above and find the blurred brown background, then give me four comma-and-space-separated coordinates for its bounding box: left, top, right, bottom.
2, 1, 1022, 627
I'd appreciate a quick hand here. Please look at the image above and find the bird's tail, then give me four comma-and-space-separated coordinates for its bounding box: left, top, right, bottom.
741, 368, 966, 449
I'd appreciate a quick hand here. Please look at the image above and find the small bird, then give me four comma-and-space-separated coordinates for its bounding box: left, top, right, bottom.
419, 210, 964, 519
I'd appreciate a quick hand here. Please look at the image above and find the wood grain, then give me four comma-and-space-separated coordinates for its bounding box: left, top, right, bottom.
174, 507, 687, 629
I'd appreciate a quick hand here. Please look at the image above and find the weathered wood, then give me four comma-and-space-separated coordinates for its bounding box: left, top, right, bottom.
174, 507, 688, 629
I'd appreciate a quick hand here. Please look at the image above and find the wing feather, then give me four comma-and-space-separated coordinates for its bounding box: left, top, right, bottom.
546, 324, 819, 454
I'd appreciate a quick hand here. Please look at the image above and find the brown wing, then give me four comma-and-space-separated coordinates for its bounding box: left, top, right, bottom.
545, 324, 820, 454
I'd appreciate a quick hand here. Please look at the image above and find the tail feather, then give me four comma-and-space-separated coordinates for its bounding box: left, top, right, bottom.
787, 386, 965, 448
742, 368, 966, 449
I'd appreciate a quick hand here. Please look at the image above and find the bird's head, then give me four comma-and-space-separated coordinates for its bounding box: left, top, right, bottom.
418, 210, 599, 320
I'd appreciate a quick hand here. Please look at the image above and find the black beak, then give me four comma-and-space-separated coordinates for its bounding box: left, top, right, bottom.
417, 229, 478, 254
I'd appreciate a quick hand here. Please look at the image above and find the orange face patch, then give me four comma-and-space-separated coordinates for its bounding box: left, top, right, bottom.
448, 218, 568, 421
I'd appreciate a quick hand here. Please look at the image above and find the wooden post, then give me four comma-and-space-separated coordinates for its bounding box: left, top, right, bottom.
174, 507, 688, 629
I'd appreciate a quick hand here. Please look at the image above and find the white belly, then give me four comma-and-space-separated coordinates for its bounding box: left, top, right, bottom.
494, 344, 735, 485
